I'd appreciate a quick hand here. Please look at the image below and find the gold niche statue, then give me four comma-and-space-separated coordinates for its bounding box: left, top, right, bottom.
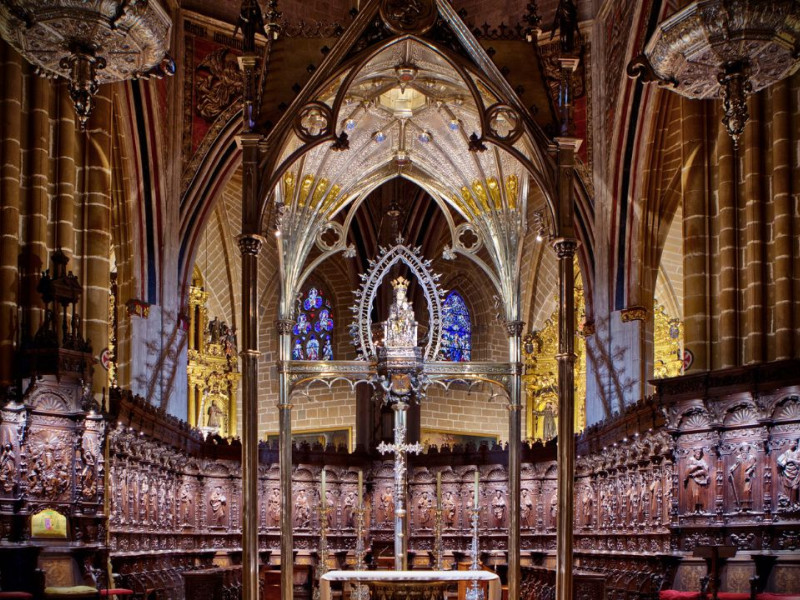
653, 301, 683, 379
187, 269, 240, 437
523, 264, 587, 443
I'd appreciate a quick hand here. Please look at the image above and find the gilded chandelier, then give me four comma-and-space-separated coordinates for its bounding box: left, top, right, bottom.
0, 0, 173, 128
628, 0, 800, 148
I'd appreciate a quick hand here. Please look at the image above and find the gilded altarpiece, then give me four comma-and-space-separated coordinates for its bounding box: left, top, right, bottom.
523, 270, 587, 442
653, 301, 683, 379
186, 280, 240, 437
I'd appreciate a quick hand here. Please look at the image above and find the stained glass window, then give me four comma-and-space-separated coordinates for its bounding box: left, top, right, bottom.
440, 291, 471, 362
292, 287, 334, 360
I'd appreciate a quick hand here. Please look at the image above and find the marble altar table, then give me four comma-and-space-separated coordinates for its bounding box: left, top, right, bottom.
320, 570, 501, 600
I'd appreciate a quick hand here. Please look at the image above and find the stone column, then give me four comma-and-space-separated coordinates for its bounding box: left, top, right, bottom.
0, 44, 23, 384
80, 88, 113, 391
771, 80, 794, 359
22, 67, 51, 340
54, 80, 77, 256
714, 108, 738, 368
506, 320, 524, 600
681, 98, 710, 371
743, 94, 768, 364
742, 93, 766, 364
553, 135, 581, 600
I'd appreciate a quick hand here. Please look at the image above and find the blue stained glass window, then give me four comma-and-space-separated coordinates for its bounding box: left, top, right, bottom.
440, 291, 471, 362
292, 287, 334, 360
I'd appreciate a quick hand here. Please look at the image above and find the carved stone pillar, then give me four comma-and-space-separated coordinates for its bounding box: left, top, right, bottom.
506, 319, 524, 600
681, 98, 711, 372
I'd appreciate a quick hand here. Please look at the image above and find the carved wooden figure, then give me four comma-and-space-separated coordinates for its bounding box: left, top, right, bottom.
685, 448, 710, 513
777, 438, 800, 507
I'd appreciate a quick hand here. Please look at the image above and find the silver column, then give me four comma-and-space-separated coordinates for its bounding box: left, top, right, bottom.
506, 320, 524, 600
277, 318, 294, 600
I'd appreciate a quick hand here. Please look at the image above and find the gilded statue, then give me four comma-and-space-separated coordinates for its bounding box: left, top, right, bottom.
777, 438, 800, 507
209, 486, 227, 526
384, 277, 417, 348
684, 448, 710, 513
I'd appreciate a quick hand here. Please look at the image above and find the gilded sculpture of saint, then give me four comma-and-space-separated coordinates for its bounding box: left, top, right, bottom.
385, 277, 417, 348
684, 448, 710, 513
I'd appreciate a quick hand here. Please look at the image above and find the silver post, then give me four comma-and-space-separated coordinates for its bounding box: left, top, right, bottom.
466, 507, 484, 600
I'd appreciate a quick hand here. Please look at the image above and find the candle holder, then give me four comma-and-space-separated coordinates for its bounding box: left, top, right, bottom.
352, 504, 369, 600
466, 506, 484, 600
314, 502, 330, 600
433, 507, 444, 570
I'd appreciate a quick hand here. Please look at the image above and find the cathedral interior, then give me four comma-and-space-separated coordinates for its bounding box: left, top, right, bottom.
0, 0, 799, 599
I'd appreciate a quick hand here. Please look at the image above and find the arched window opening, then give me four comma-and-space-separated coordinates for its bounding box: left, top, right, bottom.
293, 286, 334, 360
440, 291, 471, 362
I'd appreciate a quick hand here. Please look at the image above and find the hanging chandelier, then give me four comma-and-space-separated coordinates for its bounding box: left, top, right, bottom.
627, 0, 800, 148
0, 0, 173, 129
